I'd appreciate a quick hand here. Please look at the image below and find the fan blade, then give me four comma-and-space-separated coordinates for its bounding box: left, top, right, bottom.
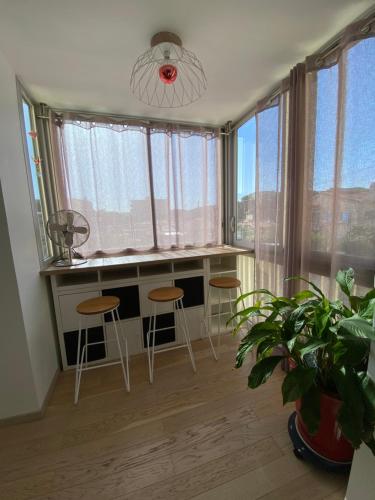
66, 211, 74, 226
49, 223, 67, 232
73, 226, 88, 234
65, 232, 74, 247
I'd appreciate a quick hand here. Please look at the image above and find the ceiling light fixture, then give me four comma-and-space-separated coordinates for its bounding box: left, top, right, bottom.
130, 31, 207, 108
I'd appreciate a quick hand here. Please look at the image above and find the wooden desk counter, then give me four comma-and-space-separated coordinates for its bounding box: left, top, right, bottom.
40, 245, 251, 275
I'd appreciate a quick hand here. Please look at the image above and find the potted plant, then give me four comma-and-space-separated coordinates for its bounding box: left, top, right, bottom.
233, 269, 375, 469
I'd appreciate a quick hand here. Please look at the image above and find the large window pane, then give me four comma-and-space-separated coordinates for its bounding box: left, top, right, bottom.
338, 38, 375, 258
151, 133, 220, 249
235, 117, 256, 246
59, 124, 154, 255
21, 97, 51, 260
54, 119, 221, 255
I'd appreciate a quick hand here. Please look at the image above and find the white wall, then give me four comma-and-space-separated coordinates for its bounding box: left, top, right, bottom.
0, 181, 40, 417
0, 49, 59, 418
345, 345, 375, 499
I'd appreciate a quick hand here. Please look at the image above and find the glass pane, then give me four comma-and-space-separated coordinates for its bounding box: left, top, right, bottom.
151, 133, 220, 248
61, 124, 154, 254
236, 117, 256, 245
338, 38, 375, 258
21, 98, 50, 260
311, 65, 339, 253
256, 105, 284, 295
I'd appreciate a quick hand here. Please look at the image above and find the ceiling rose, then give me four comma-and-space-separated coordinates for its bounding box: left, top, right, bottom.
130, 31, 207, 108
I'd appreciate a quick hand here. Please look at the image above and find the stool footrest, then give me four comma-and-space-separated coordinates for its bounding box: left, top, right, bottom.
153, 343, 188, 355
79, 359, 125, 372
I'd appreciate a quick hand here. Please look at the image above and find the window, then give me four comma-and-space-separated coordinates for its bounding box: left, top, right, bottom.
235, 117, 256, 247
52, 116, 221, 256
19, 91, 52, 261
233, 96, 287, 294
303, 37, 375, 291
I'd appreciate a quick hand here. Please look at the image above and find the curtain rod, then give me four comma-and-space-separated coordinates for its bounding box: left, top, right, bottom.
39, 105, 224, 130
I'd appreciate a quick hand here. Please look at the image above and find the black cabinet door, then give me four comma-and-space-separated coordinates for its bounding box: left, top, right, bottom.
64, 326, 106, 366
175, 276, 204, 308
142, 312, 175, 348
102, 285, 140, 321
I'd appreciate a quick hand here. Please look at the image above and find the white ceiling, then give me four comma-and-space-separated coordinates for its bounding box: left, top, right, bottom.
0, 0, 373, 126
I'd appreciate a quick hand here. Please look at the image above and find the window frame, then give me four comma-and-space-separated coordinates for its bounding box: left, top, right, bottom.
17, 80, 53, 264
230, 113, 257, 250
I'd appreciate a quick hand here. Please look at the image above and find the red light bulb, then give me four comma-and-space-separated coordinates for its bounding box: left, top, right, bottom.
159, 64, 178, 84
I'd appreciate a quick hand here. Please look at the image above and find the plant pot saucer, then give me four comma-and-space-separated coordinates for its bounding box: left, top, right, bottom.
288, 412, 352, 474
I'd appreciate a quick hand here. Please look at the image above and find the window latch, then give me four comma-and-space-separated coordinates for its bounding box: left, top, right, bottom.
230, 216, 236, 233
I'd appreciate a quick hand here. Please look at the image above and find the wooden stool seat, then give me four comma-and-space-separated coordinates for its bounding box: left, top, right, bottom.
209, 277, 241, 289
76, 296, 120, 315
148, 286, 184, 302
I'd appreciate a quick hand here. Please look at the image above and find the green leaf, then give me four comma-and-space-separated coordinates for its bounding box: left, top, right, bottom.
284, 276, 325, 298
358, 298, 375, 320
337, 403, 362, 448
358, 372, 375, 422
256, 339, 282, 359
336, 268, 354, 297
282, 366, 317, 404
332, 367, 365, 448
334, 337, 370, 366
236, 325, 280, 368
338, 316, 375, 341
234, 289, 276, 306
293, 290, 316, 302
349, 295, 362, 312
299, 339, 328, 358
300, 384, 321, 435
248, 356, 284, 389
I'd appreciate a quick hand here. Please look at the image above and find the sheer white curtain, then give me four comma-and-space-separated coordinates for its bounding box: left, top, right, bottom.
51, 116, 221, 256
255, 96, 287, 295
150, 132, 221, 249
302, 37, 375, 293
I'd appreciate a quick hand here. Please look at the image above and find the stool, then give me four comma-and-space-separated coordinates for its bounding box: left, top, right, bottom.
203, 276, 244, 360
74, 296, 130, 404
146, 286, 196, 383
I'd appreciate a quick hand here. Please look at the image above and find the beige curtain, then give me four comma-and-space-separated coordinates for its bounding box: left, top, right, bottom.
301, 30, 375, 294
50, 113, 221, 256
254, 92, 288, 295
283, 64, 306, 296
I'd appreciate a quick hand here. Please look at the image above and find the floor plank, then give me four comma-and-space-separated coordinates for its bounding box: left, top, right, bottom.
0, 336, 349, 499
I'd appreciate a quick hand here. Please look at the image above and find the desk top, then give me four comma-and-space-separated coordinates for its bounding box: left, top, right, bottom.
40, 245, 251, 276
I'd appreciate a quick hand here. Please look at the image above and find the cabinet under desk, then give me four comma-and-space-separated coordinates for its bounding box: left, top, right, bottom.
41, 245, 252, 370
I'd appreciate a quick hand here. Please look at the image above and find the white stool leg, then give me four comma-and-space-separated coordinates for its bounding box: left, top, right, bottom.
146, 314, 152, 383
75, 326, 87, 405
203, 285, 218, 360
111, 309, 129, 392
114, 307, 130, 392
151, 303, 157, 383
178, 298, 196, 372
74, 316, 83, 404
147, 303, 157, 384
217, 288, 222, 355
84, 327, 88, 368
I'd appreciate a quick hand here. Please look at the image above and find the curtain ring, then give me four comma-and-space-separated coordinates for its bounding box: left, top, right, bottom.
360, 24, 370, 34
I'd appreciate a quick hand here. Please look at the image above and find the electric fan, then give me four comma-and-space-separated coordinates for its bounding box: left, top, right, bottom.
46, 210, 90, 266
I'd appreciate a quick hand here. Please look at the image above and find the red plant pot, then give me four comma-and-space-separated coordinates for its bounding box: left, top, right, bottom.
295, 392, 354, 463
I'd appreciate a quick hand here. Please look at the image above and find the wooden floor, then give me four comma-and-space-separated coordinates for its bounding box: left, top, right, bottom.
0, 337, 348, 499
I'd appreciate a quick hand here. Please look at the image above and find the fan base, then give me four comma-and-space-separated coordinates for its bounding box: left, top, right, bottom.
54, 258, 87, 267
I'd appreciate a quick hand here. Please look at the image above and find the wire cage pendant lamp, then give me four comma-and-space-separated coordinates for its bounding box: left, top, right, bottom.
130, 32, 207, 108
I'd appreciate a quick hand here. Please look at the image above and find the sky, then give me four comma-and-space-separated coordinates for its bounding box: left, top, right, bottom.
237, 37, 375, 201
22, 100, 41, 201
